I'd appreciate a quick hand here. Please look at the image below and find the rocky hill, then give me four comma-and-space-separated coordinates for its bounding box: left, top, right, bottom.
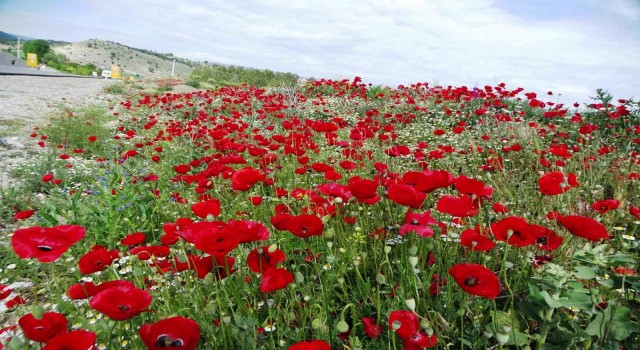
52, 39, 195, 79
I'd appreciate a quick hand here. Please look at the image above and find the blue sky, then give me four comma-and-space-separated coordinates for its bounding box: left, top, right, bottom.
1, 0, 639, 104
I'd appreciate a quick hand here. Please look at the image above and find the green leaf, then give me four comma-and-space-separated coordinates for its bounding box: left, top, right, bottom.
527, 282, 543, 299
559, 290, 594, 310
607, 252, 636, 266
574, 266, 597, 280
586, 304, 636, 341
540, 291, 563, 309
38, 210, 59, 225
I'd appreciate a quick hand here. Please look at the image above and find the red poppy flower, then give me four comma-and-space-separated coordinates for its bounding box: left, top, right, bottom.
11, 225, 86, 262
0, 284, 11, 300
247, 246, 286, 273
19, 312, 68, 343
271, 213, 294, 231
128, 245, 171, 260
403, 331, 437, 348
537, 171, 578, 195
612, 267, 637, 276
139, 316, 201, 350
388, 184, 426, 209
460, 229, 496, 251
406, 170, 455, 193
42, 173, 54, 182
42, 329, 97, 350
558, 215, 609, 241
13, 209, 34, 220
385, 145, 411, 157
5, 294, 27, 308
78, 245, 120, 274
490, 216, 536, 247
173, 164, 191, 174
492, 203, 509, 214
388, 310, 419, 339
288, 214, 324, 238
249, 196, 263, 205
362, 317, 383, 338
349, 178, 379, 201
454, 175, 493, 200
176, 221, 240, 255
591, 199, 620, 214
67, 281, 97, 299
67, 280, 139, 300
231, 167, 266, 191
436, 195, 479, 217
89, 284, 152, 320
530, 225, 563, 251
339, 160, 357, 170
191, 198, 221, 218
317, 183, 353, 202
260, 267, 294, 293
630, 205, 640, 219
429, 274, 447, 296
224, 219, 270, 243
400, 210, 436, 237
188, 254, 236, 279
448, 263, 500, 299
288, 340, 331, 350
120, 232, 146, 246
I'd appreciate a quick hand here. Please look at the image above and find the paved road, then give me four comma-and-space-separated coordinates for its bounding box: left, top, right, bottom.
0, 66, 95, 78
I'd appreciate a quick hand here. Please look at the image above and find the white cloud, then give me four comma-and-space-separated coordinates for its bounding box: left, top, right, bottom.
2, 0, 638, 103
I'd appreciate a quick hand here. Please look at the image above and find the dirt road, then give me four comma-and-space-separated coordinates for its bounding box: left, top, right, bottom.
0, 76, 116, 188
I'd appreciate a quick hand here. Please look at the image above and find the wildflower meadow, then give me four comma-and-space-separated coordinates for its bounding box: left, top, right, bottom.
1, 78, 639, 349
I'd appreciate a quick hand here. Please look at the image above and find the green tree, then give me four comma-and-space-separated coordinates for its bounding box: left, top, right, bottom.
42, 52, 58, 64
22, 39, 51, 60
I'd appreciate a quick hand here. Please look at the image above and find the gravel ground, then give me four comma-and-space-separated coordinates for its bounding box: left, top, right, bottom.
0, 76, 117, 189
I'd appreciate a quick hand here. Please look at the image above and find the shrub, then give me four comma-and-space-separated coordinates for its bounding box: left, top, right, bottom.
185, 80, 201, 89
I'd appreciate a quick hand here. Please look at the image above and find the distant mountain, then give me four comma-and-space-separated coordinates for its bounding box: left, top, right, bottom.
0, 31, 34, 41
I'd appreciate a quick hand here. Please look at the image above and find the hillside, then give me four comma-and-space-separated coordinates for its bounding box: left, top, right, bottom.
0, 30, 33, 41
0, 31, 18, 41
52, 39, 194, 79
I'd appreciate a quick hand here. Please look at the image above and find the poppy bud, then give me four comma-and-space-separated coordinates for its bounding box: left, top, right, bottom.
30, 305, 44, 319
324, 228, 335, 238
496, 332, 509, 344
336, 320, 349, 333
405, 298, 416, 311
311, 318, 324, 330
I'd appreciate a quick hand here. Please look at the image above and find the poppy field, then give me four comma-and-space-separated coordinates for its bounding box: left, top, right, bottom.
1, 78, 639, 349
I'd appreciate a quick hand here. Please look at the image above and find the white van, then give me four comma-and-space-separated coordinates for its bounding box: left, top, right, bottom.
101, 70, 112, 79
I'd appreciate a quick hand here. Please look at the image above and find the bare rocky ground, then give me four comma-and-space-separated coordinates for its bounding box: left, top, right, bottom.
0, 76, 117, 189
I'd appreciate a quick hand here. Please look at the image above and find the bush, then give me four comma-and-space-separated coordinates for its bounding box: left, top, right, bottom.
103, 83, 125, 94
190, 65, 299, 87
22, 39, 51, 59
185, 80, 201, 89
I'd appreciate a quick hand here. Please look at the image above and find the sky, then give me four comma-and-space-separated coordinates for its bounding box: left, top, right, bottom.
1, 0, 639, 104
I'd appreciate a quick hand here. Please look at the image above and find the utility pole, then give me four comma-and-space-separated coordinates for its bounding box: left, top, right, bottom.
171, 59, 176, 77
17, 37, 21, 59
